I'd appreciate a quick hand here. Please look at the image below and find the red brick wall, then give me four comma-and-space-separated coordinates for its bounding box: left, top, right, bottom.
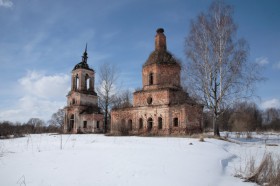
142, 63, 181, 90
133, 89, 169, 107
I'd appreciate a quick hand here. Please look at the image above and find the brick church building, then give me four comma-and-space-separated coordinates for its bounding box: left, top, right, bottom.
63, 46, 104, 133
111, 28, 203, 135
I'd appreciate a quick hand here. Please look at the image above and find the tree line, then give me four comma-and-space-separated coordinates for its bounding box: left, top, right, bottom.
203, 101, 280, 132
0, 118, 60, 138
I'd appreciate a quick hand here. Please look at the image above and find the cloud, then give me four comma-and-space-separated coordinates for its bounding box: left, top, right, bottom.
255, 57, 269, 66
0, 71, 70, 123
18, 71, 70, 99
261, 98, 280, 110
0, 0, 13, 8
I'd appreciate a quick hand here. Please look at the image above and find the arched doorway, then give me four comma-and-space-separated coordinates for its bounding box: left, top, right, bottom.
69, 114, 74, 132
147, 117, 153, 131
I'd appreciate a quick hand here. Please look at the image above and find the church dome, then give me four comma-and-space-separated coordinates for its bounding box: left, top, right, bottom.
144, 50, 178, 66
73, 61, 93, 71
72, 44, 93, 71
143, 28, 180, 66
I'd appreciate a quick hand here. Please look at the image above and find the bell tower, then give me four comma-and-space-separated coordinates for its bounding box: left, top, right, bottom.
64, 45, 103, 133
70, 44, 96, 99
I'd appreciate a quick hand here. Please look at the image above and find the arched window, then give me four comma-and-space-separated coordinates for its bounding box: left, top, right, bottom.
75, 75, 79, 90
128, 119, 132, 131
173, 117, 179, 127
139, 118, 143, 129
158, 117, 162, 129
149, 73, 153, 85
85, 74, 90, 90
147, 117, 153, 131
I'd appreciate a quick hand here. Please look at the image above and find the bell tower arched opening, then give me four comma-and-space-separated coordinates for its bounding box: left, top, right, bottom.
85, 74, 90, 90
75, 75, 79, 90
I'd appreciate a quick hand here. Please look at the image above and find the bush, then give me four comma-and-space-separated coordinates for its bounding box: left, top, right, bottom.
110, 122, 130, 136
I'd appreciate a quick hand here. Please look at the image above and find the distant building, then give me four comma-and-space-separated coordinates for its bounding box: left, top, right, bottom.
111, 28, 203, 135
63, 46, 103, 133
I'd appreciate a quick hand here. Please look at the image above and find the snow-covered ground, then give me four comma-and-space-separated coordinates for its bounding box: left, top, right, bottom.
0, 133, 279, 186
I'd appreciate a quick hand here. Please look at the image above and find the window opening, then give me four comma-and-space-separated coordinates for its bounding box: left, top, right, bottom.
139, 118, 143, 129
173, 117, 179, 127
83, 121, 87, 128
149, 73, 154, 85
128, 119, 132, 131
147, 118, 153, 131
158, 117, 162, 129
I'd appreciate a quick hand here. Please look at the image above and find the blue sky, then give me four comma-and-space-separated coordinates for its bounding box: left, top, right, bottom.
0, 0, 280, 123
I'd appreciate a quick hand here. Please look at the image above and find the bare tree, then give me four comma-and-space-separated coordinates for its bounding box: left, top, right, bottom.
48, 109, 64, 131
263, 108, 280, 125
185, 0, 261, 136
112, 89, 133, 109
228, 101, 262, 132
27, 118, 45, 127
26, 118, 45, 133
97, 63, 118, 133
262, 108, 280, 131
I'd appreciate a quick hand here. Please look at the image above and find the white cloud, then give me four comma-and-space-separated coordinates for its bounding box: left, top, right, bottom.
261, 98, 280, 110
19, 71, 70, 99
0, 71, 70, 123
0, 0, 13, 8
255, 57, 269, 66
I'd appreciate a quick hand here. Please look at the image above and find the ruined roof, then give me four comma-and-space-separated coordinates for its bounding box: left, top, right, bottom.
144, 50, 179, 66
73, 44, 94, 71
73, 61, 93, 71
143, 28, 180, 66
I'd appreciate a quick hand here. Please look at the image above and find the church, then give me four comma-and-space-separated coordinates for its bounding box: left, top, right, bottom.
63, 46, 104, 133
110, 28, 203, 135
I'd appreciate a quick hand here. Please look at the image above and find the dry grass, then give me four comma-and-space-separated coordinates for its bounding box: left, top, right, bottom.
199, 135, 205, 142
236, 153, 280, 186
246, 132, 252, 139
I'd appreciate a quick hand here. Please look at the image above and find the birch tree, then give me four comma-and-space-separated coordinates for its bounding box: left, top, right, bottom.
97, 63, 118, 133
185, 0, 261, 136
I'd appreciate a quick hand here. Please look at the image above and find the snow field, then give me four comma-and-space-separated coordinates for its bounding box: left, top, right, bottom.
0, 133, 278, 186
